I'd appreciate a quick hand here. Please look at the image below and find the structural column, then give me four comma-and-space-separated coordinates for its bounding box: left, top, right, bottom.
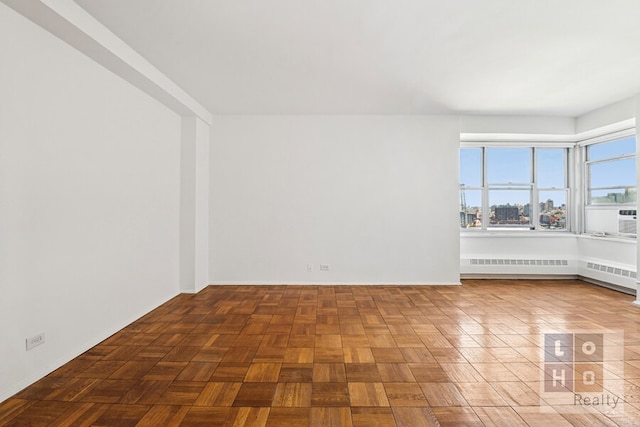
180, 116, 210, 293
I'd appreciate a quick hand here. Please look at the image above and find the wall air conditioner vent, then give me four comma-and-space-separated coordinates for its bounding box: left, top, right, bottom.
618, 209, 637, 236
586, 262, 636, 279
469, 259, 569, 266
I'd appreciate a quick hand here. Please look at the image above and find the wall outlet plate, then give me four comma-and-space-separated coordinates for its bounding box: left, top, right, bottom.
26, 333, 45, 351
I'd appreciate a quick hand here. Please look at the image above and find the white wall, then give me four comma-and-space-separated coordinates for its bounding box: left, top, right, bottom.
460, 115, 575, 136
210, 115, 460, 285
575, 97, 635, 135
0, 4, 182, 401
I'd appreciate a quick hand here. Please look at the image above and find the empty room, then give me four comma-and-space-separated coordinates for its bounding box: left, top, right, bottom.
2, 1, 640, 426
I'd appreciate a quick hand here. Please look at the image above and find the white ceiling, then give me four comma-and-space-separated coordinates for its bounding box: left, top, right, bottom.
74, 0, 640, 116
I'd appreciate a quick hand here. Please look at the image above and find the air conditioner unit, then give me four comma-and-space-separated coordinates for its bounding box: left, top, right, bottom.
617, 209, 637, 236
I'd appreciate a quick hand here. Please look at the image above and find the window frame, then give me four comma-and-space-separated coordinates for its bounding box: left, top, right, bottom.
584, 135, 636, 207
460, 143, 571, 232
579, 130, 637, 236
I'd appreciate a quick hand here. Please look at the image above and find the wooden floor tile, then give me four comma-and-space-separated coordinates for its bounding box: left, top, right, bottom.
400, 347, 437, 363
244, 363, 282, 382
346, 363, 382, 382
272, 382, 312, 407
432, 406, 485, 426
512, 405, 575, 426
194, 382, 241, 406
473, 406, 529, 426
0, 399, 35, 425
309, 407, 352, 426
143, 361, 188, 381
377, 363, 416, 382
266, 407, 310, 427
226, 407, 270, 427
278, 364, 313, 382
409, 363, 450, 382
80, 379, 138, 403
128, 404, 189, 427
156, 381, 206, 405
180, 407, 230, 426
233, 382, 277, 407
392, 406, 440, 427
109, 360, 157, 380
490, 381, 541, 406
119, 379, 171, 404
87, 403, 150, 427
311, 383, 350, 407
352, 407, 396, 426
210, 363, 250, 382
371, 347, 405, 363
348, 382, 389, 406
383, 382, 428, 406
49, 402, 110, 427
175, 361, 218, 382
455, 382, 508, 407
343, 347, 376, 363
313, 363, 346, 382
472, 362, 522, 382
283, 347, 314, 363
420, 382, 468, 407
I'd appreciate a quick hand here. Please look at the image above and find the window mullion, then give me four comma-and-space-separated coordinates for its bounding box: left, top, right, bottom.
532, 147, 537, 230
482, 147, 488, 230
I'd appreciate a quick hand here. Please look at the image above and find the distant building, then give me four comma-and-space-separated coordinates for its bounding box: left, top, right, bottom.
495, 206, 519, 222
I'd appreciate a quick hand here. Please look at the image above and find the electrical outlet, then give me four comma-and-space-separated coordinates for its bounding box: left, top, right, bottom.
320, 264, 329, 271
307, 264, 313, 272
26, 333, 45, 351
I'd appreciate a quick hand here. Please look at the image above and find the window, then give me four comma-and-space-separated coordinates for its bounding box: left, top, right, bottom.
460, 146, 569, 231
586, 136, 636, 205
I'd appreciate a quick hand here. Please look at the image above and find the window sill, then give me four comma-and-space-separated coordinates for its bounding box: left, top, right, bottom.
576, 233, 636, 244
460, 230, 575, 238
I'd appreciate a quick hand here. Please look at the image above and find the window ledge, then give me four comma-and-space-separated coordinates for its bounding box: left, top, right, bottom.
460, 231, 575, 238
576, 233, 636, 244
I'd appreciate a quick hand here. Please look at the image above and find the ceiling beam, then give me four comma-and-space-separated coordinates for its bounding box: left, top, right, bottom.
2, 0, 212, 124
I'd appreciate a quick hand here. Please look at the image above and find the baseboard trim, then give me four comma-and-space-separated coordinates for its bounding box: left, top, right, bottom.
208, 281, 462, 286
460, 274, 579, 280
578, 276, 636, 296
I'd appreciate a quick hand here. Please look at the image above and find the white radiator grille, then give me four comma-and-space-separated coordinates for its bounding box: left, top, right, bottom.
469, 259, 569, 266
586, 262, 636, 279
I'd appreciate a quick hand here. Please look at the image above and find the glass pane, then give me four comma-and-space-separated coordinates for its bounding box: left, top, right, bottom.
590, 188, 637, 204
489, 189, 531, 226
537, 148, 565, 188
460, 189, 482, 228
539, 191, 567, 230
588, 136, 636, 161
487, 148, 531, 184
589, 158, 636, 188
460, 148, 482, 188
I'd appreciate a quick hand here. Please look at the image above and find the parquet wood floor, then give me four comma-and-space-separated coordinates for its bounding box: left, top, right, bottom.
2, 279, 640, 426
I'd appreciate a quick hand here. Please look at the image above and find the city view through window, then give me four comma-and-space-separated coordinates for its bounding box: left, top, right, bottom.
460, 147, 567, 230
460, 189, 567, 230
